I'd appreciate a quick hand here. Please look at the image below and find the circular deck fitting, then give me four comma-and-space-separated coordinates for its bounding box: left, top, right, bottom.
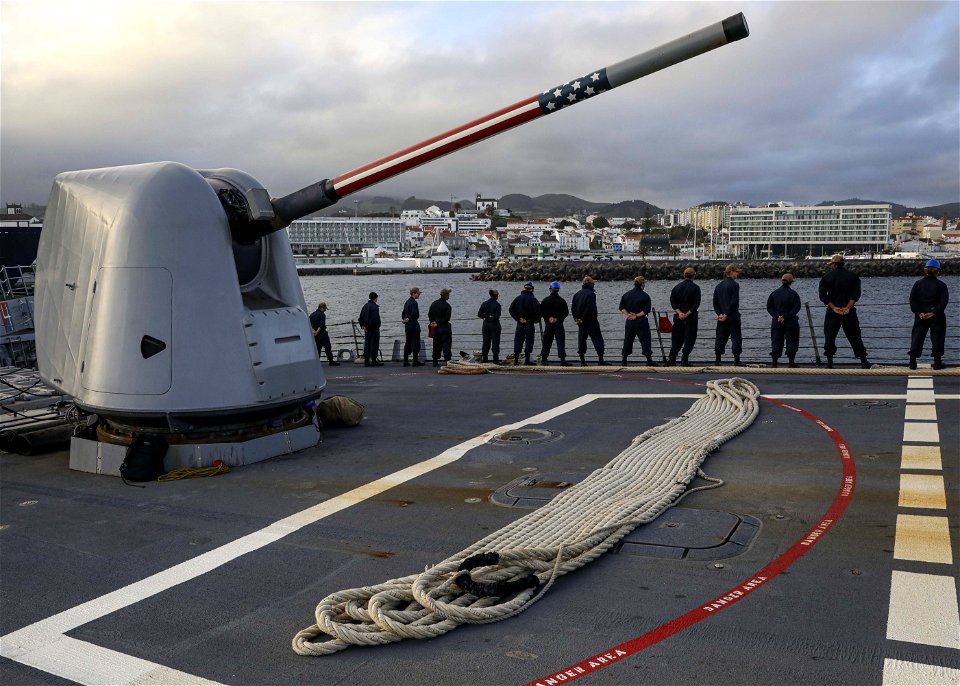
491, 428, 561, 445
844, 400, 900, 410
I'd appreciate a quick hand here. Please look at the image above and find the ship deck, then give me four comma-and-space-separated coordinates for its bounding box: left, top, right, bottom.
2, 366, 959, 685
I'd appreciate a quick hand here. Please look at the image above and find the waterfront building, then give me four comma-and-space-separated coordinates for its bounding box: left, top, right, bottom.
286, 217, 407, 253
556, 229, 590, 252
892, 213, 925, 236
419, 216, 451, 232
941, 232, 960, 251
455, 218, 492, 232
728, 203, 891, 258
690, 203, 730, 232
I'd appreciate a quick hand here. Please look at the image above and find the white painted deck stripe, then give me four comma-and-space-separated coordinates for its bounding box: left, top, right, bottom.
886, 571, 960, 649
907, 378, 934, 389
900, 445, 943, 471
9, 635, 224, 686
902, 422, 940, 443
903, 405, 938, 421
883, 658, 960, 686
898, 474, 947, 510
906, 389, 936, 404
893, 515, 953, 564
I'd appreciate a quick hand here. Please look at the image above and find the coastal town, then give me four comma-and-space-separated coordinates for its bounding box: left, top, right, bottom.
281, 195, 958, 271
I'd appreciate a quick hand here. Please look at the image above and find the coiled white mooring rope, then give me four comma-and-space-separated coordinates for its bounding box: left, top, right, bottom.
293, 377, 760, 656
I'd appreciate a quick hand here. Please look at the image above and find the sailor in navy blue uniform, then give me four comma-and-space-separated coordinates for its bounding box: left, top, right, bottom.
668, 267, 701, 366
909, 259, 949, 370
477, 289, 502, 364
509, 281, 541, 365
713, 264, 742, 366
539, 282, 570, 366
818, 255, 869, 368
571, 276, 607, 366
428, 288, 453, 367
309, 302, 339, 366
402, 287, 423, 367
358, 292, 382, 366
766, 273, 801, 368
618, 275, 653, 366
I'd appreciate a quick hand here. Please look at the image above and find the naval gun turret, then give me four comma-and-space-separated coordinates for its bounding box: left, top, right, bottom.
34, 14, 749, 476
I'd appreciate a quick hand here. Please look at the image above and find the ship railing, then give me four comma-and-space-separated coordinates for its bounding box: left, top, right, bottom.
0, 264, 36, 300
322, 301, 957, 366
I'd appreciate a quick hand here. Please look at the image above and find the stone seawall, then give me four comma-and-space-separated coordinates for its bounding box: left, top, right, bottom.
473, 258, 957, 282
298, 267, 483, 277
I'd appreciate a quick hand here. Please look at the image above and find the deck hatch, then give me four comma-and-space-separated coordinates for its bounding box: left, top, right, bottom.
618, 507, 762, 560
491, 428, 560, 445
845, 400, 900, 410
490, 472, 580, 507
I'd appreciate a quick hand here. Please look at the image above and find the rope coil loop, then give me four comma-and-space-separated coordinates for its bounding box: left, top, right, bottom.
293, 377, 761, 655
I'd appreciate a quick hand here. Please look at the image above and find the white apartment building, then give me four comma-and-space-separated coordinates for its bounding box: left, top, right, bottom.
286, 217, 407, 252
556, 230, 591, 252
728, 204, 891, 258
455, 218, 492, 232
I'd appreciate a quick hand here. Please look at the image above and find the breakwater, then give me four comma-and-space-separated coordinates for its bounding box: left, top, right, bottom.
473, 258, 957, 282
297, 267, 483, 277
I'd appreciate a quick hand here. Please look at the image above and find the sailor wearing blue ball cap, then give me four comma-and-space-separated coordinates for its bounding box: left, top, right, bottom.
509, 281, 541, 365
539, 281, 570, 366
908, 258, 949, 370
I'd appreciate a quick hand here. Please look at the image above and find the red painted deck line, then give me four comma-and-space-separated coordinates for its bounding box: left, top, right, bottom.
527, 396, 856, 686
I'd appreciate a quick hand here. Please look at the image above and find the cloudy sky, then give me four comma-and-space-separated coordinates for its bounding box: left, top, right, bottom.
2, 1, 958, 211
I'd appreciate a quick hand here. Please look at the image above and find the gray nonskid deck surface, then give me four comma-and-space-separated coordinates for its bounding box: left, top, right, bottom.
1, 368, 958, 685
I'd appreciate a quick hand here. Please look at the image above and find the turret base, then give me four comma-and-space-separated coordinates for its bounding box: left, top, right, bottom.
68, 423, 320, 478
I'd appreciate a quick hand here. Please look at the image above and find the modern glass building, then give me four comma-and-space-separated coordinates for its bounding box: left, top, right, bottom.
286, 218, 406, 252
728, 204, 891, 258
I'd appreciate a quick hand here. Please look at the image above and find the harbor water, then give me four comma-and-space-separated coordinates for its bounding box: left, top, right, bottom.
301, 273, 959, 365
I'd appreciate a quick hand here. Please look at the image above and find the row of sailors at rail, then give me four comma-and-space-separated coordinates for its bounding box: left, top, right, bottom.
310, 257, 949, 370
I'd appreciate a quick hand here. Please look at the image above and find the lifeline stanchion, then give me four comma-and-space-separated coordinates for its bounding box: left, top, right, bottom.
293, 377, 760, 656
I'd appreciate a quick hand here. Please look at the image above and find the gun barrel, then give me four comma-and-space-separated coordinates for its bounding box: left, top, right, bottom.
271, 12, 748, 226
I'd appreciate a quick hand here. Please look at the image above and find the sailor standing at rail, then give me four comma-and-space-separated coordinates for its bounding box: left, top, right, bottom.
509, 281, 541, 366
358, 292, 382, 367
668, 267, 701, 367
908, 259, 949, 370
819, 255, 870, 369
477, 289, 502, 364
309, 302, 340, 366
540, 282, 570, 366
619, 275, 654, 366
713, 264, 742, 366
428, 288, 453, 367
766, 273, 801, 368
402, 287, 424, 367
572, 276, 607, 366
